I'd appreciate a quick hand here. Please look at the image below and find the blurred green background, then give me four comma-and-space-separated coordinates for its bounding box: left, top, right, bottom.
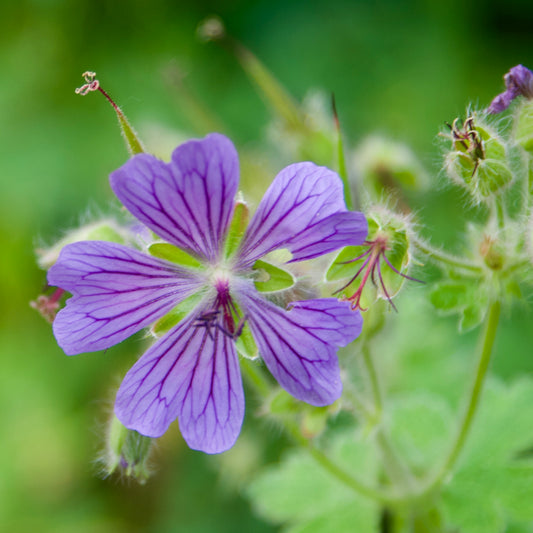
1, 0, 532, 531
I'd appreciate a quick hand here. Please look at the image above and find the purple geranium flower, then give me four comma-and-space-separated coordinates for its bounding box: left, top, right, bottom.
48, 133, 367, 453
488, 64, 533, 114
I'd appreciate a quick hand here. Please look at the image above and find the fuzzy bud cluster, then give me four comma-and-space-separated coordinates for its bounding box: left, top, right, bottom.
443, 114, 513, 203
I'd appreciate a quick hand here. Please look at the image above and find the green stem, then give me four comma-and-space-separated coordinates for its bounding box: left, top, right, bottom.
362, 343, 382, 418
413, 239, 483, 273
239, 357, 272, 397
428, 299, 501, 489
361, 342, 418, 491
331, 94, 354, 211
97, 87, 145, 155
283, 420, 394, 504
493, 196, 506, 230
239, 358, 398, 505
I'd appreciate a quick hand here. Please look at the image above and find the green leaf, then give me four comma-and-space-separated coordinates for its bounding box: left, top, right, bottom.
442, 378, 533, 532
388, 393, 453, 474
429, 282, 468, 311
253, 260, 295, 292
428, 280, 488, 331
246, 432, 380, 533
459, 302, 486, 332
147, 242, 202, 269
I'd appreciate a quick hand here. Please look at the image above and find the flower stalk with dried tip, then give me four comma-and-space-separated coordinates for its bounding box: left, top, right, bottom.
47, 133, 367, 454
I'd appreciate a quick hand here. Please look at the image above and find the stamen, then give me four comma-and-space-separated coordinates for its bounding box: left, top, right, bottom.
194, 282, 246, 339
335, 236, 422, 312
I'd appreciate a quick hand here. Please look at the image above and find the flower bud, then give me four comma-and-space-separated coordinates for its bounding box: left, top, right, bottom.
36, 219, 128, 270
103, 415, 154, 483
479, 234, 505, 271
443, 114, 513, 202
353, 135, 429, 200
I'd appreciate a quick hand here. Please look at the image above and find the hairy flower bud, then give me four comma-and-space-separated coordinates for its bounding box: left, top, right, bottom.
36, 219, 128, 270
353, 135, 428, 200
103, 415, 154, 483
443, 114, 513, 202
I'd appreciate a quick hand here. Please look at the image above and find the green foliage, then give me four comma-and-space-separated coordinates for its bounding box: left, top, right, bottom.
429, 280, 488, 331
246, 433, 380, 533
442, 379, 533, 532
388, 394, 454, 475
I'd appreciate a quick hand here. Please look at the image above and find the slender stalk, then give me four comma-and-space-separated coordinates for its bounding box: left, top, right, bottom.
331, 94, 354, 211
413, 239, 483, 273
283, 420, 395, 504
427, 299, 501, 489
239, 357, 271, 397
493, 196, 506, 230
362, 343, 382, 417
240, 358, 398, 505
361, 342, 418, 492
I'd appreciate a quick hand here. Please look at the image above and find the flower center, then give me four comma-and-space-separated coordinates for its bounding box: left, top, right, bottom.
194, 278, 245, 339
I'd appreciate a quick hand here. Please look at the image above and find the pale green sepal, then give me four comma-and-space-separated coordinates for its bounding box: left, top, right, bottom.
268, 389, 300, 415
224, 199, 249, 259
326, 245, 366, 282
253, 260, 295, 292
150, 292, 205, 337
235, 323, 259, 360
104, 415, 154, 484
515, 100, 533, 154
147, 242, 203, 268
37, 220, 127, 270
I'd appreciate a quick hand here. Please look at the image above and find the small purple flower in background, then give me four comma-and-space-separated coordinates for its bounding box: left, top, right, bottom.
48, 133, 367, 453
488, 64, 533, 114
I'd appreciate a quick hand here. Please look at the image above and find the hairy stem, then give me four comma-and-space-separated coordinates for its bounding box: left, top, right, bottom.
427, 299, 501, 489
283, 420, 395, 504
240, 358, 399, 505
413, 239, 483, 274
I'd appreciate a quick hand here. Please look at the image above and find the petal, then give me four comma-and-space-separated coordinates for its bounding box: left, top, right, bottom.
488, 89, 520, 114
285, 211, 368, 263
48, 241, 203, 355
237, 162, 367, 266
115, 315, 244, 454
110, 133, 239, 262
240, 291, 362, 405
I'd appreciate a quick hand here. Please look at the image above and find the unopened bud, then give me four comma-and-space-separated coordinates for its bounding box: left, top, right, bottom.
353, 136, 428, 200
444, 114, 513, 202
36, 219, 127, 270
103, 415, 154, 484
479, 234, 505, 271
